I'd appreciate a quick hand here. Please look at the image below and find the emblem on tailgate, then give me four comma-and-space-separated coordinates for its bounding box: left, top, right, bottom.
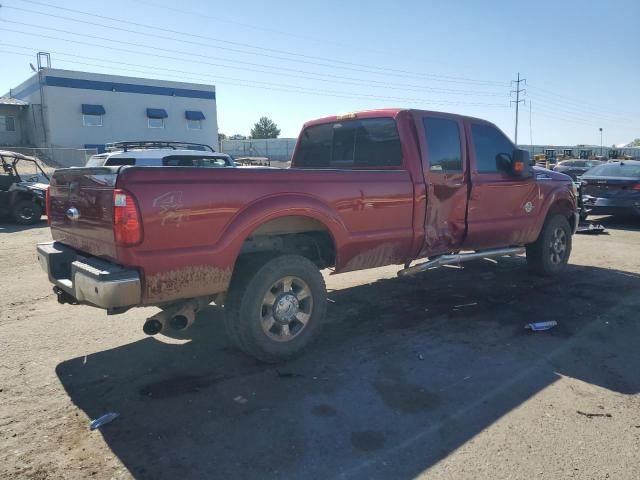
66, 207, 80, 221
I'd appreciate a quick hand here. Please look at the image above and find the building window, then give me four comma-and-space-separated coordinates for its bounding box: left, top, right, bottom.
148, 118, 165, 129
83, 114, 103, 127
187, 119, 202, 130
146, 108, 168, 129
81, 104, 105, 127
0, 115, 16, 132
185, 110, 205, 130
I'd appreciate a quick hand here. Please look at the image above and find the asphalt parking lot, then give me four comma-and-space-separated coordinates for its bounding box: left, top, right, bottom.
1, 217, 640, 480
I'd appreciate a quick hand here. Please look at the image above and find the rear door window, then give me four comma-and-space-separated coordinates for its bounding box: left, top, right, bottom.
423, 117, 462, 171
471, 124, 514, 173
295, 118, 402, 169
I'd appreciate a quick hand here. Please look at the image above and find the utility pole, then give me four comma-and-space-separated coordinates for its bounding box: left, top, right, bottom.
599, 127, 603, 156
511, 72, 526, 145
529, 101, 533, 149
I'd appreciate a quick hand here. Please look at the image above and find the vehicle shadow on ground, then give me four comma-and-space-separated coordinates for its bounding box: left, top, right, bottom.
0, 218, 47, 233
590, 215, 640, 232
56, 258, 640, 479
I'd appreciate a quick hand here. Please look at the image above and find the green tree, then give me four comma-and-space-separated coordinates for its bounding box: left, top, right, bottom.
630, 138, 640, 147
250, 117, 281, 139
218, 133, 227, 143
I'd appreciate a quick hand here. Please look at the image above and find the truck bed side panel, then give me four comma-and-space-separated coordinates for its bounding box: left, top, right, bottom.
116, 167, 415, 303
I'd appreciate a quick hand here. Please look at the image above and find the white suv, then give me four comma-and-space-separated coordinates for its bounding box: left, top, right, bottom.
85, 141, 235, 168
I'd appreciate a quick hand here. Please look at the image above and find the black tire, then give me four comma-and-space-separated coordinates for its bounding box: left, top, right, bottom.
12, 200, 42, 225
526, 214, 572, 276
224, 254, 327, 363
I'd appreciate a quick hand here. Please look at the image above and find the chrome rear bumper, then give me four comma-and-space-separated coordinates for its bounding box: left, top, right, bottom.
37, 241, 141, 309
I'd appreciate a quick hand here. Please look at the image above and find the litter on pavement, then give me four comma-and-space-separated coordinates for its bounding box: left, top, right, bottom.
525, 320, 558, 331
89, 412, 120, 431
576, 410, 612, 418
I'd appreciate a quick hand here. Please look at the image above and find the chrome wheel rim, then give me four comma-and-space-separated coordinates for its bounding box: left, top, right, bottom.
260, 276, 313, 342
549, 227, 567, 264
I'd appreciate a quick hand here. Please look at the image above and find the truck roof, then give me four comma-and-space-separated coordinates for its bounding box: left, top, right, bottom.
302, 108, 491, 129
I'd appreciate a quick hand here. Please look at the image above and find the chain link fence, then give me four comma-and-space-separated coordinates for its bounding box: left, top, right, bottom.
220, 139, 296, 168
2, 146, 98, 173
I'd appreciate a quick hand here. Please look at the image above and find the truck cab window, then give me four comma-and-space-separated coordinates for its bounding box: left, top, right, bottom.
423, 117, 462, 171
296, 118, 401, 169
471, 123, 514, 173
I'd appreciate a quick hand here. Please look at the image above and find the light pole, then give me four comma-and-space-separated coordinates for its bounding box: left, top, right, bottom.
599, 127, 603, 156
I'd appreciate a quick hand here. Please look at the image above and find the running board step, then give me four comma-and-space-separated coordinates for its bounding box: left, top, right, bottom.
397, 247, 525, 277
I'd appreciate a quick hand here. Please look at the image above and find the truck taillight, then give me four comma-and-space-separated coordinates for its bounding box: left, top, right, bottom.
633, 183, 640, 191
113, 189, 142, 246
45, 187, 51, 225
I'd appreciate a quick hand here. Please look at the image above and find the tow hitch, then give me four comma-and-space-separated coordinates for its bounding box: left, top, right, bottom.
53, 286, 79, 305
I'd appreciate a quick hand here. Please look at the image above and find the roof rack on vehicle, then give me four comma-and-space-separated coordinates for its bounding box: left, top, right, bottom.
105, 141, 215, 153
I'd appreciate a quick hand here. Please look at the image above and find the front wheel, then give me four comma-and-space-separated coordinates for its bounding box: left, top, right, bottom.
12, 200, 42, 225
526, 214, 572, 276
224, 254, 327, 363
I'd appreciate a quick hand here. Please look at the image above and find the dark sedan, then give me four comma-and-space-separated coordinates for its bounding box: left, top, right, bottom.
553, 159, 604, 180
581, 161, 640, 218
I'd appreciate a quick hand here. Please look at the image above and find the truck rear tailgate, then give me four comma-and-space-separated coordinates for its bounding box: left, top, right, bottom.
48, 167, 119, 260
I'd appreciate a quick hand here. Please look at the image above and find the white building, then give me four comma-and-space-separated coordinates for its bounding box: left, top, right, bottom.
3, 68, 218, 165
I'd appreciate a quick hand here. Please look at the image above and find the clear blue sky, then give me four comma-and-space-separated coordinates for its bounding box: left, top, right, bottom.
1, 0, 638, 145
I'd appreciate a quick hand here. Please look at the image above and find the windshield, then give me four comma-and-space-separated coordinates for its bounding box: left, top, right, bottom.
86, 154, 108, 167
162, 155, 232, 167
585, 163, 640, 178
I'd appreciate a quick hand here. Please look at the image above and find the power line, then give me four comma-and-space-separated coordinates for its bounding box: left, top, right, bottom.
133, 0, 456, 68
527, 95, 634, 124
0, 49, 511, 108
527, 84, 636, 118
510, 72, 526, 144
5, 1, 631, 131
530, 107, 615, 129
132, 0, 484, 75
0, 23, 508, 98
4, 0, 508, 86
529, 102, 631, 129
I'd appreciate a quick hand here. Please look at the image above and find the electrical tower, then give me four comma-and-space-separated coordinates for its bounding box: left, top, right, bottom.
510, 72, 526, 144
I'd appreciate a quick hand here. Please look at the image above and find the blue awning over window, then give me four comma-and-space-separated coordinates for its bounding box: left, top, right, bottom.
146, 108, 168, 119
82, 104, 105, 115
185, 110, 205, 120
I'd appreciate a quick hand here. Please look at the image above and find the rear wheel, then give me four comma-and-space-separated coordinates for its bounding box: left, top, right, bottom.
526, 214, 572, 275
224, 254, 327, 363
12, 200, 42, 225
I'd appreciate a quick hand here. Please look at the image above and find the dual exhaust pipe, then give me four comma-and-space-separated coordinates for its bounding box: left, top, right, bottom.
143, 297, 212, 336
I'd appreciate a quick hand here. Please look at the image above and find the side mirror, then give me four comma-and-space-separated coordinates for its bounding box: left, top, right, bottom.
511, 149, 533, 178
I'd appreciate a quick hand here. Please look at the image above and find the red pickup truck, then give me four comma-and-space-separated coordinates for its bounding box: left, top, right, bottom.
37, 109, 578, 362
